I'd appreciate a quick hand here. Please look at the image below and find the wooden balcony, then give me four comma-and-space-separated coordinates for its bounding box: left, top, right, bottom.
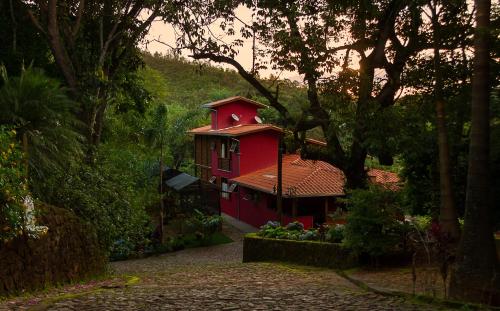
218, 158, 231, 171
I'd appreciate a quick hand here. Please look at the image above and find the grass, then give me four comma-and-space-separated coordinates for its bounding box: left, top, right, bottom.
183, 232, 233, 248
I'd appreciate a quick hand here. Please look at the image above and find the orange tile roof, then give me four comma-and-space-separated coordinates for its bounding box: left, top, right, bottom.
305, 138, 327, 147
202, 96, 268, 109
367, 168, 400, 183
231, 155, 401, 198
188, 124, 283, 137
231, 154, 345, 197
368, 168, 401, 190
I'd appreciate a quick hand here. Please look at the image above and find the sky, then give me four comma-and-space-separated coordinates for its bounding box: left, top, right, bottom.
142, 6, 303, 81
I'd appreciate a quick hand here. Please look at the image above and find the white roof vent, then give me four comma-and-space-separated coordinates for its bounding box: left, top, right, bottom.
254, 116, 263, 123
231, 113, 240, 122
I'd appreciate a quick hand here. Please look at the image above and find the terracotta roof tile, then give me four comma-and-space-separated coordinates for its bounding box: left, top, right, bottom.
188, 124, 283, 137
367, 168, 401, 190
367, 168, 400, 183
231, 155, 345, 197
232, 155, 401, 197
201, 96, 268, 109
305, 138, 327, 147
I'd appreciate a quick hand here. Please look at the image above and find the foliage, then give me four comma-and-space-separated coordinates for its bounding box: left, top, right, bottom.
164, 0, 471, 188
325, 225, 345, 244
343, 186, 406, 258
258, 221, 320, 241
39, 146, 155, 256
410, 215, 433, 233
0, 127, 28, 241
0, 66, 84, 193
183, 209, 223, 239
0, 0, 53, 77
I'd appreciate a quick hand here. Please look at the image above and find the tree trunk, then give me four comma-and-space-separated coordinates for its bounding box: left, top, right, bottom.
344, 154, 367, 189
432, 4, 460, 240
344, 55, 372, 190
46, 0, 78, 92
91, 103, 107, 146
449, 0, 499, 304
435, 97, 460, 239
159, 143, 165, 244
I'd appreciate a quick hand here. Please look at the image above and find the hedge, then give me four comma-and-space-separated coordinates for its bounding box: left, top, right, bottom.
243, 233, 358, 269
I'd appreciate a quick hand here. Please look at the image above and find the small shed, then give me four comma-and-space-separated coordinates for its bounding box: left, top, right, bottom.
161, 167, 220, 215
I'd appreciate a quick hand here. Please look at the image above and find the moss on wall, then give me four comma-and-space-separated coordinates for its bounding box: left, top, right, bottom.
243, 234, 358, 269
0, 204, 106, 296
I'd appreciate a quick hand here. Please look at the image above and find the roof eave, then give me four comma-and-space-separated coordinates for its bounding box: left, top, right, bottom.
202, 96, 269, 109
231, 181, 344, 198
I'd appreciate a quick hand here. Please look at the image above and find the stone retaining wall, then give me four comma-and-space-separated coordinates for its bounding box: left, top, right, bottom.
0, 204, 106, 296
243, 234, 358, 269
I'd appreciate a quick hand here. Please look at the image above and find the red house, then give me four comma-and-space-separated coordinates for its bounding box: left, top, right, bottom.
189, 96, 399, 229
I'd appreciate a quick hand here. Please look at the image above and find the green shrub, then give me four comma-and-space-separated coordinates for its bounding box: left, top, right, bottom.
343, 186, 405, 258
41, 147, 155, 257
0, 127, 28, 242
326, 224, 345, 243
183, 209, 222, 239
411, 215, 432, 232
258, 221, 323, 241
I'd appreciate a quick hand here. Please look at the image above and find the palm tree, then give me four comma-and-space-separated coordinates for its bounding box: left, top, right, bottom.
0, 65, 84, 194
449, 0, 499, 303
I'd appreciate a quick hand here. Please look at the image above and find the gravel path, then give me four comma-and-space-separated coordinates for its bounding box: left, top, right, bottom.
5, 222, 447, 310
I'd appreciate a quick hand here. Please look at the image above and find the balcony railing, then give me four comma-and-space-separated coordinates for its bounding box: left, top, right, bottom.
218, 158, 231, 171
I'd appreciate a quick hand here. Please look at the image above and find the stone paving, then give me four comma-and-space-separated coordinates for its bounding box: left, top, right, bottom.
347, 266, 446, 299
2, 222, 447, 310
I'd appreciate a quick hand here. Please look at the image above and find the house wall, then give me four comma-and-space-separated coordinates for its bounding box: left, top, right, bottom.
236, 187, 315, 229
194, 135, 213, 182
211, 100, 261, 129
239, 132, 279, 175
220, 190, 238, 218
238, 187, 278, 228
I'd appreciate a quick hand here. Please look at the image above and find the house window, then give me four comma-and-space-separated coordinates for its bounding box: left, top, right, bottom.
218, 138, 232, 171
220, 139, 229, 159
229, 140, 239, 153
221, 178, 230, 199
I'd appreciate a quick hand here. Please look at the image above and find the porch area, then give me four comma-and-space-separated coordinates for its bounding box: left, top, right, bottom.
223, 186, 344, 229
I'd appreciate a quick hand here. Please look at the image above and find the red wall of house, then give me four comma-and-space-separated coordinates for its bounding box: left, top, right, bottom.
239, 132, 279, 175
210, 149, 240, 179
211, 100, 261, 129
238, 188, 278, 228
221, 191, 238, 218
236, 187, 314, 229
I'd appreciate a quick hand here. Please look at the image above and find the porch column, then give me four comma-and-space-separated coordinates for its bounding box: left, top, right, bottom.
292, 198, 298, 218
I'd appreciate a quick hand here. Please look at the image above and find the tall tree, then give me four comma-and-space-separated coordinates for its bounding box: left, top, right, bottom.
449, 0, 499, 303
165, 0, 429, 188
145, 104, 169, 244
428, 0, 460, 239
21, 0, 165, 148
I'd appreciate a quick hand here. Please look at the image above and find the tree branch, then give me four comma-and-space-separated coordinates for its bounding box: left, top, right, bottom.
191, 52, 293, 126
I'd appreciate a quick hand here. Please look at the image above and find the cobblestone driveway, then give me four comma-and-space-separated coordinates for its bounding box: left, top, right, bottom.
15, 223, 446, 310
